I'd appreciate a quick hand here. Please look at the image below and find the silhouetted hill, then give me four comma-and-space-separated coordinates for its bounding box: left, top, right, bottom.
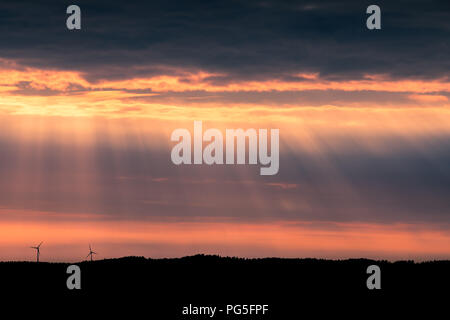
2, 255, 448, 317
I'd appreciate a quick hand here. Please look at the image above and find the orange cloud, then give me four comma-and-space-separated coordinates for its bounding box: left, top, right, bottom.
0, 59, 449, 124
265, 183, 298, 190
409, 94, 448, 103
0, 59, 449, 96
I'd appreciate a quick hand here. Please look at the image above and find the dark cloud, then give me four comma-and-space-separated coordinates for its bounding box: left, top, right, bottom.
126, 89, 424, 107
0, 0, 448, 82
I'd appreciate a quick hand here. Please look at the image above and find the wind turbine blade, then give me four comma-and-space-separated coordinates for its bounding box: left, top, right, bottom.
38, 241, 43, 248
92, 252, 97, 254
89, 244, 91, 251
86, 253, 91, 258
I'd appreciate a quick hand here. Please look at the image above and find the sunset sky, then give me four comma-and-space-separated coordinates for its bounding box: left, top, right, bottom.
0, 0, 449, 261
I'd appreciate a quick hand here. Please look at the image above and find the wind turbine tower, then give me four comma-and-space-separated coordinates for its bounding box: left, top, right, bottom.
87, 244, 97, 262
30, 241, 43, 263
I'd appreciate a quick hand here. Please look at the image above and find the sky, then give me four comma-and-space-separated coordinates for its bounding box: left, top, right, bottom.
0, 0, 449, 261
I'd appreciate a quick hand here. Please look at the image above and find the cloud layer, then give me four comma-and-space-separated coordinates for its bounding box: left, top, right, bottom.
0, 0, 448, 82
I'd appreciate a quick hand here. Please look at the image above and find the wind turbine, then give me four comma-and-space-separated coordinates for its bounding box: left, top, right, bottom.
30, 241, 43, 263
86, 244, 97, 262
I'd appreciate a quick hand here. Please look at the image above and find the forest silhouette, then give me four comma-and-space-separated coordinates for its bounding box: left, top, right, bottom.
1, 255, 448, 317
